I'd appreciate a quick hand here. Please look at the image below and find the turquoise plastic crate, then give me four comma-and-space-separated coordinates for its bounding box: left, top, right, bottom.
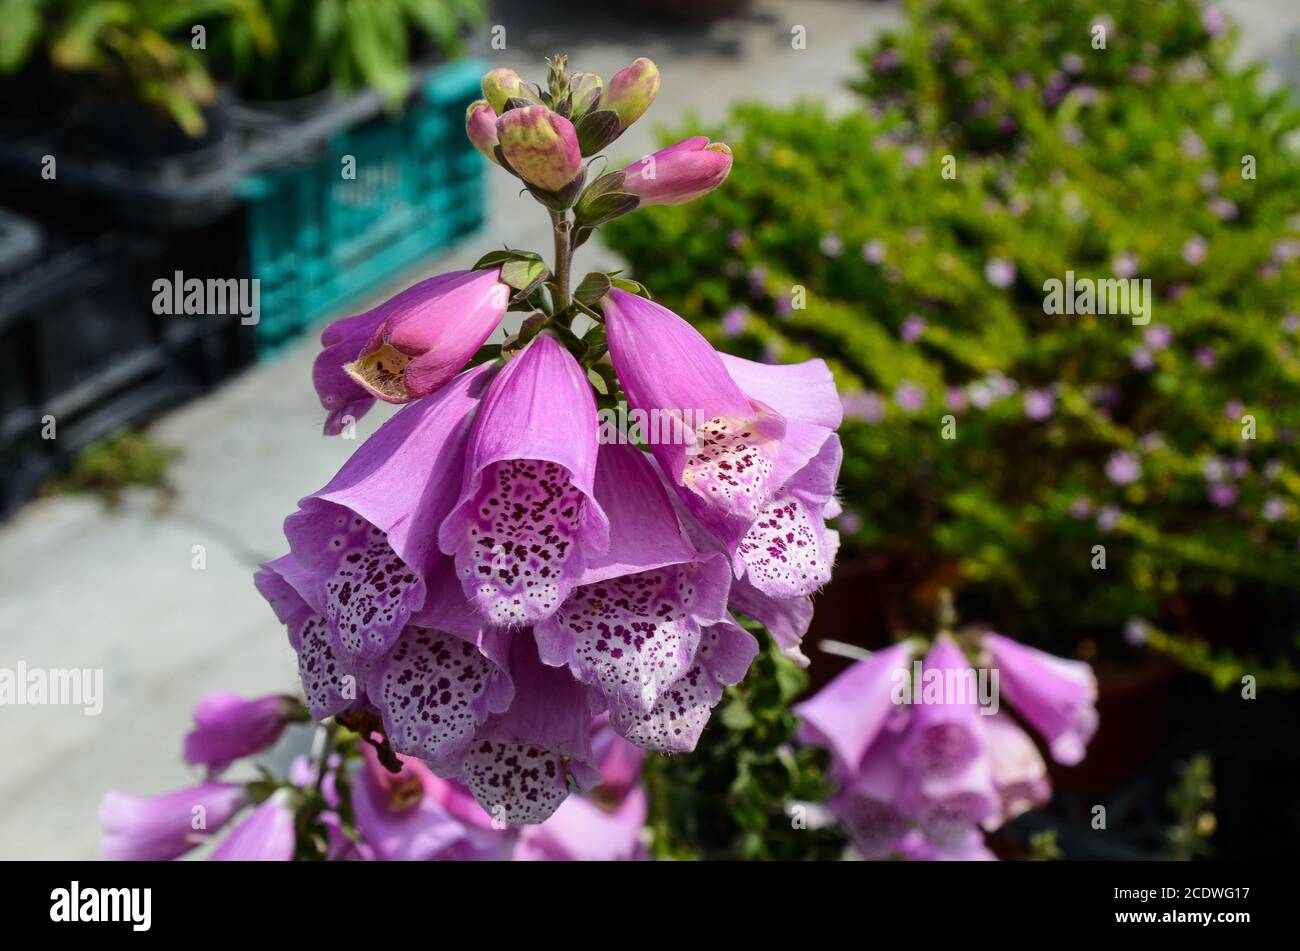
239, 59, 487, 354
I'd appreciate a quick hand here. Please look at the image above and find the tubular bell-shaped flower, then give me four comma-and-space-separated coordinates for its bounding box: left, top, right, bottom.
829, 727, 911, 860
343, 269, 508, 405
984, 632, 1099, 766
210, 791, 296, 861
362, 561, 514, 771
99, 783, 248, 861
719, 353, 844, 598
183, 691, 298, 774
898, 636, 985, 776
350, 743, 507, 861
796, 640, 915, 779
534, 441, 732, 727
514, 722, 647, 861
287, 364, 494, 660
603, 289, 785, 557
440, 334, 610, 626
313, 269, 506, 430
255, 553, 368, 721
613, 616, 758, 753
460, 635, 603, 824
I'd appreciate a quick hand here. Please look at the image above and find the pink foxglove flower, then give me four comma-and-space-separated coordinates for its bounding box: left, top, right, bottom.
183, 691, 297, 773
243, 54, 846, 830
534, 440, 733, 737
342, 269, 508, 406
604, 290, 842, 592
795, 640, 915, 779
350, 743, 506, 862
439, 333, 610, 626
984, 632, 1099, 766
99, 783, 247, 860
286, 363, 496, 659
514, 726, 648, 861
210, 792, 296, 861
800, 632, 1096, 859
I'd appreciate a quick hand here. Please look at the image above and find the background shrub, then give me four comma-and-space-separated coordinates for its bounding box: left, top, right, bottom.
604, 0, 1300, 679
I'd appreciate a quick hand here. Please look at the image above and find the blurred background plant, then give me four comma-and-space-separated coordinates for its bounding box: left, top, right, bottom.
604, 0, 1300, 690
1165, 753, 1216, 860
42, 429, 177, 507
0, 0, 486, 135
209, 0, 485, 106
4, 0, 274, 135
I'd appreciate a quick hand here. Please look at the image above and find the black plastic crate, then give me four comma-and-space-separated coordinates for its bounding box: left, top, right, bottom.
0, 213, 256, 517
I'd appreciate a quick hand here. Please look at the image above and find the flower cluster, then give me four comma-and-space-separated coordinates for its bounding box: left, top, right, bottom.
797, 632, 1098, 860
260, 55, 843, 825
100, 693, 645, 860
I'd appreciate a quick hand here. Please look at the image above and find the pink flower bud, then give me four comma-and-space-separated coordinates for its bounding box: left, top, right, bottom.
465, 99, 499, 163
620, 136, 732, 206
602, 57, 659, 130
496, 105, 584, 193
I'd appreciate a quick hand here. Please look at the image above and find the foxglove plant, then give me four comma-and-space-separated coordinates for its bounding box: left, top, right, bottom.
99, 54, 844, 855
99, 691, 647, 860
797, 624, 1097, 860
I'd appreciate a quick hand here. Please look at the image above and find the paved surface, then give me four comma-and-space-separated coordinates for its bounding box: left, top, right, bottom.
0, 0, 901, 860
2, 0, 1297, 860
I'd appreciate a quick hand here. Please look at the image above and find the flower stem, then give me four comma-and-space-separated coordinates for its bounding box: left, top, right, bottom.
551, 210, 573, 318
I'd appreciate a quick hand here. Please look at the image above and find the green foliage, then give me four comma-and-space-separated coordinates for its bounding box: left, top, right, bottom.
34, 0, 272, 135
603, 0, 1300, 671
209, 0, 485, 104
44, 430, 178, 505
644, 633, 846, 860
1165, 753, 1215, 860
1, 0, 483, 131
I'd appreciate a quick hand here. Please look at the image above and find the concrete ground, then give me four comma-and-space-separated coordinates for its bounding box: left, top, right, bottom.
2, 0, 1297, 860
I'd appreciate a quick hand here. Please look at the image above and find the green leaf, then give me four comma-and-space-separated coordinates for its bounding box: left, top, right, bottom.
575, 109, 621, 155
574, 272, 613, 306
472, 247, 543, 271
574, 192, 639, 229
719, 700, 755, 731
609, 276, 652, 299
500, 257, 550, 292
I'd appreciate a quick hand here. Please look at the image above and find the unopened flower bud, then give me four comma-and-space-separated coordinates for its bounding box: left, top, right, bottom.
465, 100, 499, 163
620, 136, 732, 206
496, 105, 584, 193
568, 71, 603, 116
603, 58, 659, 130
481, 67, 531, 113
